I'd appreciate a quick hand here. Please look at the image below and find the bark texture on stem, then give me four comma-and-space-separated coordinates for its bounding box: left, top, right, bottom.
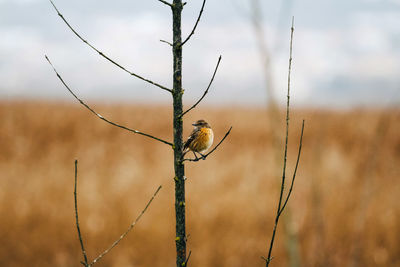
172, 1, 186, 266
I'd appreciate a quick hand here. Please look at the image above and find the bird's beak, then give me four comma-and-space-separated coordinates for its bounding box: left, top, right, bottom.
192, 123, 197, 126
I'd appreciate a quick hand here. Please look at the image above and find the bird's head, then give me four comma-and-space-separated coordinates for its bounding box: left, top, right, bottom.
192, 119, 211, 128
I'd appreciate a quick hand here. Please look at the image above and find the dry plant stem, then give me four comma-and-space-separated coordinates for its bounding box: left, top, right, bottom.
45, 56, 173, 147
49, 0, 172, 93
265, 17, 297, 267
279, 120, 304, 216
74, 160, 89, 267
183, 126, 232, 162
171, 1, 187, 266
90, 185, 162, 266
180, 0, 206, 47
180, 55, 222, 118
250, 2, 300, 264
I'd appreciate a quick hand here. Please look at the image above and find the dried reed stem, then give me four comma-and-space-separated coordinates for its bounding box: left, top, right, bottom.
264, 17, 305, 267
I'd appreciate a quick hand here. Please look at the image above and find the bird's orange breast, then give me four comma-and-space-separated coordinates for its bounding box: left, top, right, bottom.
189, 128, 214, 153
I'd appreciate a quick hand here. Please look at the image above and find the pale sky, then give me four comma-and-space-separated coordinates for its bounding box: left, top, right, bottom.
1, 0, 399, 108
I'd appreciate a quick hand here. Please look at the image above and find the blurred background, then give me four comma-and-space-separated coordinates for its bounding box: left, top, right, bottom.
1, 0, 399, 266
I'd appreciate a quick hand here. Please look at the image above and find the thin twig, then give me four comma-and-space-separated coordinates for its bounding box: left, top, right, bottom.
278, 15, 294, 214
157, 0, 173, 7
48, 0, 172, 93
90, 185, 162, 265
279, 120, 304, 216
183, 126, 232, 162
264, 16, 296, 267
183, 250, 192, 266
160, 39, 173, 46
45, 55, 173, 147
180, 0, 206, 47
180, 55, 222, 117
74, 160, 89, 267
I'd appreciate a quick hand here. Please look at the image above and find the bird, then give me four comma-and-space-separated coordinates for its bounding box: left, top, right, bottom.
183, 119, 214, 160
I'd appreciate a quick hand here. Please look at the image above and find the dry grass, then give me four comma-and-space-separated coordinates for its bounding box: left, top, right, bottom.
0, 100, 399, 267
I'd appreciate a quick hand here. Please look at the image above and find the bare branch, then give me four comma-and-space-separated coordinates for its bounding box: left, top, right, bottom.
45, 55, 173, 147
74, 160, 89, 267
180, 0, 206, 47
278, 120, 304, 216
90, 185, 162, 265
180, 55, 222, 117
160, 39, 173, 46
183, 126, 232, 162
157, 0, 173, 7
266, 17, 296, 267
265, 16, 298, 267
277, 16, 295, 214
183, 250, 192, 266
48, 0, 172, 93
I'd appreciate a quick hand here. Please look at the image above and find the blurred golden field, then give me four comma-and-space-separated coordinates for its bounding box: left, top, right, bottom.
0, 101, 399, 267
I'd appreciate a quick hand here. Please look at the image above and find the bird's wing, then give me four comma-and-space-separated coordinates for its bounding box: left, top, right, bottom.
183, 129, 199, 151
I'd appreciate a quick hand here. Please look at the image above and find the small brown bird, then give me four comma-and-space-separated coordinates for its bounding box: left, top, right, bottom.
183, 119, 214, 160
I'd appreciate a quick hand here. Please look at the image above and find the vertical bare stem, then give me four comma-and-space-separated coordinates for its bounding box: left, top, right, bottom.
172, 1, 187, 266
74, 160, 89, 266
265, 17, 295, 267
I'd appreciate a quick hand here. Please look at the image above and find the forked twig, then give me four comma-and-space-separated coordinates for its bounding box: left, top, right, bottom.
183, 126, 232, 162
279, 120, 304, 216
48, 0, 172, 93
263, 17, 304, 267
90, 185, 162, 265
45, 55, 173, 147
74, 160, 89, 266
181, 0, 206, 47
183, 250, 192, 266
180, 55, 222, 117
73, 161, 162, 266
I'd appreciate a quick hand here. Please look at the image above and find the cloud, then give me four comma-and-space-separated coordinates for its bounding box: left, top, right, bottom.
0, 0, 399, 108
271, 9, 400, 107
